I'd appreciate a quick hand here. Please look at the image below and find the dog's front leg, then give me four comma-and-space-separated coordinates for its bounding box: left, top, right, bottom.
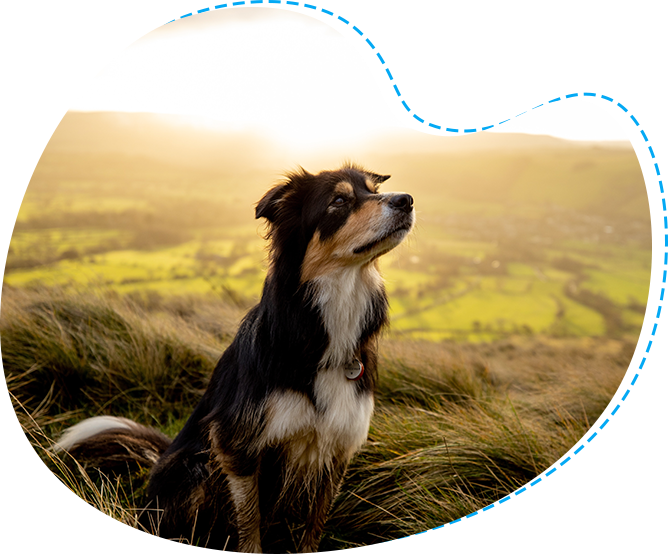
226, 473, 262, 553
298, 462, 348, 553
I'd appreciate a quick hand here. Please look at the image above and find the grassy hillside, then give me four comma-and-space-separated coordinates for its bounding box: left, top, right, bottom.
2, 285, 632, 548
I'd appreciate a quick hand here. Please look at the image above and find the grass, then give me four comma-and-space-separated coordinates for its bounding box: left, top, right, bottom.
1, 285, 632, 550
11, 393, 143, 531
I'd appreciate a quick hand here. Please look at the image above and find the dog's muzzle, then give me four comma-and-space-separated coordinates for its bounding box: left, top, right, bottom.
352, 194, 414, 255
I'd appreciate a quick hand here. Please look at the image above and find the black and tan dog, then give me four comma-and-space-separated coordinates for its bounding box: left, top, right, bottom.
55, 165, 414, 552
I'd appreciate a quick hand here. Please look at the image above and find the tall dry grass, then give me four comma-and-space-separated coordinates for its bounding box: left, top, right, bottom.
0, 285, 631, 549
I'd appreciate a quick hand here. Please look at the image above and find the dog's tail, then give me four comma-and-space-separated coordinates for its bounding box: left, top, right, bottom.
53, 416, 172, 472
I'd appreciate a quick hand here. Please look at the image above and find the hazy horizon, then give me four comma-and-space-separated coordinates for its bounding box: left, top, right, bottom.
48, 110, 634, 176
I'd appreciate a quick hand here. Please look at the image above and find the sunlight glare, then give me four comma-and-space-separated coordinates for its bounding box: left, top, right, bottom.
71, 9, 398, 152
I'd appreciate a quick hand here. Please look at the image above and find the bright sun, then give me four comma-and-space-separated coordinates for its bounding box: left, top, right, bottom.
72, 8, 401, 152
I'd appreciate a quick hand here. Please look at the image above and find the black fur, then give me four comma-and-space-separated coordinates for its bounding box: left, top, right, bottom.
56, 165, 414, 553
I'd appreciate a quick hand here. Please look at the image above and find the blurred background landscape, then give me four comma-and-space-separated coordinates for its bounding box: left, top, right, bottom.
5, 110, 650, 343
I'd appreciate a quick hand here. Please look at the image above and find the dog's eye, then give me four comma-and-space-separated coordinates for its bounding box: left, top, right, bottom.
331, 196, 348, 207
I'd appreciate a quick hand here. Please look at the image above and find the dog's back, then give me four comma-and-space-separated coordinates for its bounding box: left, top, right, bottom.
55, 165, 414, 552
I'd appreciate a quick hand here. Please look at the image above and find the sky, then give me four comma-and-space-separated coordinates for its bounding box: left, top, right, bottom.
69, 8, 630, 151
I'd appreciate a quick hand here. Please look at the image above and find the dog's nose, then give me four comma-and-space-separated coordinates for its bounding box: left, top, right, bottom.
389, 194, 414, 213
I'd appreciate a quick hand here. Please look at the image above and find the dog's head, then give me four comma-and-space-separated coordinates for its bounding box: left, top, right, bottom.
256, 165, 414, 282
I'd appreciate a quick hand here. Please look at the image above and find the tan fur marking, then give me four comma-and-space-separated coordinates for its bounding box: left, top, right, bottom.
365, 178, 378, 193
300, 231, 336, 284
333, 181, 354, 196
208, 423, 234, 474
226, 474, 262, 553
301, 201, 385, 282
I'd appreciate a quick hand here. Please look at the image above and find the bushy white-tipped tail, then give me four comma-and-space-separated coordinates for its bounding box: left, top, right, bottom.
52, 415, 172, 470
53, 416, 137, 452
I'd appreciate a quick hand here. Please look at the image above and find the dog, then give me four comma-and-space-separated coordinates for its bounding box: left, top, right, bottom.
54, 164, 415, 552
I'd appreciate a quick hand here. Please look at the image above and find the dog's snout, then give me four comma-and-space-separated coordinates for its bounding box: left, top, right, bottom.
389, 193, 414, 213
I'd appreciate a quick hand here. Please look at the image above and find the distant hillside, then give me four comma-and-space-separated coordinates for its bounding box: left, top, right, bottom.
48, 111, 630, 158
362, 146, 648, 221
366, 127, 630, 154
44, 111, 283, 171
39, 110, 648, 221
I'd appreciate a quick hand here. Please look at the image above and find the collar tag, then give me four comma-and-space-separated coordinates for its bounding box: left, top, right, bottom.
345, 359, 364, 381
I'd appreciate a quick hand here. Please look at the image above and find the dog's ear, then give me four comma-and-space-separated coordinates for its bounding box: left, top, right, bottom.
369, 173, 391, 184
256, 184, 289, 222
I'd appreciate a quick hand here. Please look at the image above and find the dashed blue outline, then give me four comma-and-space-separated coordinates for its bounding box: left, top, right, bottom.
163, 1, 664, 535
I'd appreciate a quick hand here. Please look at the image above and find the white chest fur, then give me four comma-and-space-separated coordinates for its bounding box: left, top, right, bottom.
309, 264, 382, 369
260, 265, 381, 467
262, 381, 374, 468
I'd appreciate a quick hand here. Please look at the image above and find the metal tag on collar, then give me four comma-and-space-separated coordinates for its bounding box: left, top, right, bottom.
345, 359, 364, 381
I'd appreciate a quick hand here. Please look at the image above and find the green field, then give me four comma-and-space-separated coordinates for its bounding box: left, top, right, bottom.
9, 238, 643, 342
4, 111, 651, 344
